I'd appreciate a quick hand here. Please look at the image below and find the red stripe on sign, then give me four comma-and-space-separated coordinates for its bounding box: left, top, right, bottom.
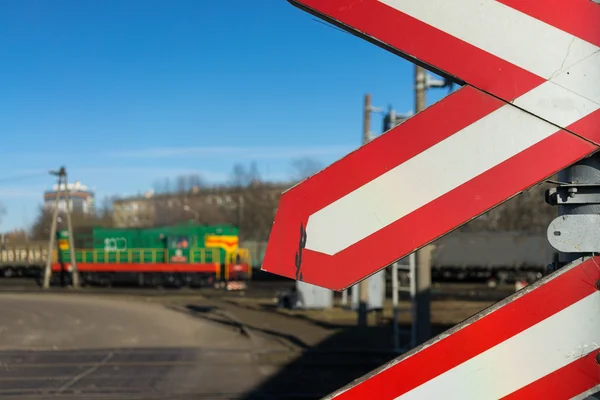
498, 0, 600, 47
565, 108, 600, 146
291, 0, 544, 101
331, 257, 600, 399
501, 351, 600, 400
53, 263, 219, 273
288, 86, 501, 218
265, 125, 597, 290
262, 86, 505, 284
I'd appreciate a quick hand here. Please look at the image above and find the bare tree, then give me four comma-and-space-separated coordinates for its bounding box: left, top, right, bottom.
241, 182, 282, 241
95, 195, 119, 227
4, 229, 28, 245
230, 162, 261, 188
151, 173, 219, 226
153, 177, 172, 194
187, 174, 206, 191
0, 202, 5, 227
460, 182, 556, 233
290, 157, 322, 181
29, 206, 55, 241
230, 164, 247, 188
176, 175, 187, 193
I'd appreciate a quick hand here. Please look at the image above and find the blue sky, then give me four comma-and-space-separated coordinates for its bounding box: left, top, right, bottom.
0, 0, 450, 231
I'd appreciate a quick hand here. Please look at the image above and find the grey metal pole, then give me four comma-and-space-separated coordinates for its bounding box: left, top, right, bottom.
392, 261, 399, 351
413, 65, 432, 345
341, 288, 348, 307
43, 175, 62, 289
358, 93, 372, 327
408, 252, 417, 348
547, 153, 600, 266
546, 153, 600, 400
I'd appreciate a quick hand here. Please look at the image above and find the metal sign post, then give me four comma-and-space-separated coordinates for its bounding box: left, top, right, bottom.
547, 154, 600, 266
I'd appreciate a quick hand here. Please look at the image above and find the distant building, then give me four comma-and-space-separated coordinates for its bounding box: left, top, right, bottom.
112, 183, 288, 228
43, 181, 95, 214
112, 190, 156, 228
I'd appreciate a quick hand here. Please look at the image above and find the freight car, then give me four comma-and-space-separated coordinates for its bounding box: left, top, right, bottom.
0, 240, 49, 278
429, 231, 556, 283
1, 223, 252, 287
245, 231, 557, 284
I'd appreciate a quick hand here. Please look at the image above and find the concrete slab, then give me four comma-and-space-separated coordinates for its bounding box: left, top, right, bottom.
0, 293, 254, 350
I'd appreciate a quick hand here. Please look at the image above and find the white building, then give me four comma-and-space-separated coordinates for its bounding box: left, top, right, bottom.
43, 181, 95, 214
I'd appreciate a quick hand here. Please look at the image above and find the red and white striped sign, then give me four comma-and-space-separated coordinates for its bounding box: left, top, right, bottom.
326, 256, 600, 399
261, 0, 600, 290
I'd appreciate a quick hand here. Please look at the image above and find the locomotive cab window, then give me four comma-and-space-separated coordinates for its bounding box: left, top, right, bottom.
169, 236, 190, 249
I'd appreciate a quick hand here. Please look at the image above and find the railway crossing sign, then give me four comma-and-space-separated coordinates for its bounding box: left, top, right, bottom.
325, 256, 600, 399
261, 0, 600, 291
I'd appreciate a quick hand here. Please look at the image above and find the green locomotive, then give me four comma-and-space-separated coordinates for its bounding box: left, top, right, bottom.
52, 223, 251, 287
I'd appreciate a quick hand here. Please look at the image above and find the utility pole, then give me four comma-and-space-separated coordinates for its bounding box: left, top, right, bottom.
362, 93, 373, 144
43, 172, 62, 289
42, 167, 79, 289
62, 169, 79, 288
357, 93, 373, 327
413, 65, 432, 344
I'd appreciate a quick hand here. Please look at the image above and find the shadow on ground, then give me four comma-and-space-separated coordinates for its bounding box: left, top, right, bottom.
184, 302, 455, 399
239, 319, 455, 399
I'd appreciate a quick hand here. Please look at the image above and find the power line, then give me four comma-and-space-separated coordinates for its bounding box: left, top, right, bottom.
0, 172, 48, 185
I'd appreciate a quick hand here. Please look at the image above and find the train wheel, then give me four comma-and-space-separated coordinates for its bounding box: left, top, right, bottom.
163, 274, 183, 289
98, 273, 112, 287
79, 273, 90, 287
146, 273, 162, 288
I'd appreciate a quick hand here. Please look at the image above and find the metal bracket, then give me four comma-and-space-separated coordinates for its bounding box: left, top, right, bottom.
545, 185, 600, 205
547, 214, 600, 253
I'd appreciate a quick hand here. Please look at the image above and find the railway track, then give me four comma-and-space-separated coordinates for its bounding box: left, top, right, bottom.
0, 277, 515, 302
0, 278, 507, 399
0, 347, 343, 400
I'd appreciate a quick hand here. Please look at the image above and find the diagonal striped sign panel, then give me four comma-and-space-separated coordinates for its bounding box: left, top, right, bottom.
261, 0, 600, 290
325, 256, 600, 399
291, 0, 600, 144
328, 257, 600, 400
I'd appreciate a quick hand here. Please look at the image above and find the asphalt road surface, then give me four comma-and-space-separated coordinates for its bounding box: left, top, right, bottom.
0, 294, 288, 399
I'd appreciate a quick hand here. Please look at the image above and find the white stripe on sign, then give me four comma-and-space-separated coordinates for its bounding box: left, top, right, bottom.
304, 0, 600, 256
395, 291, 600, 400
514, 80, 599, 128
551, 50, 600, 106
379, 0, 599, 81
512, 50, 600, 126
304, 83, 598, 256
